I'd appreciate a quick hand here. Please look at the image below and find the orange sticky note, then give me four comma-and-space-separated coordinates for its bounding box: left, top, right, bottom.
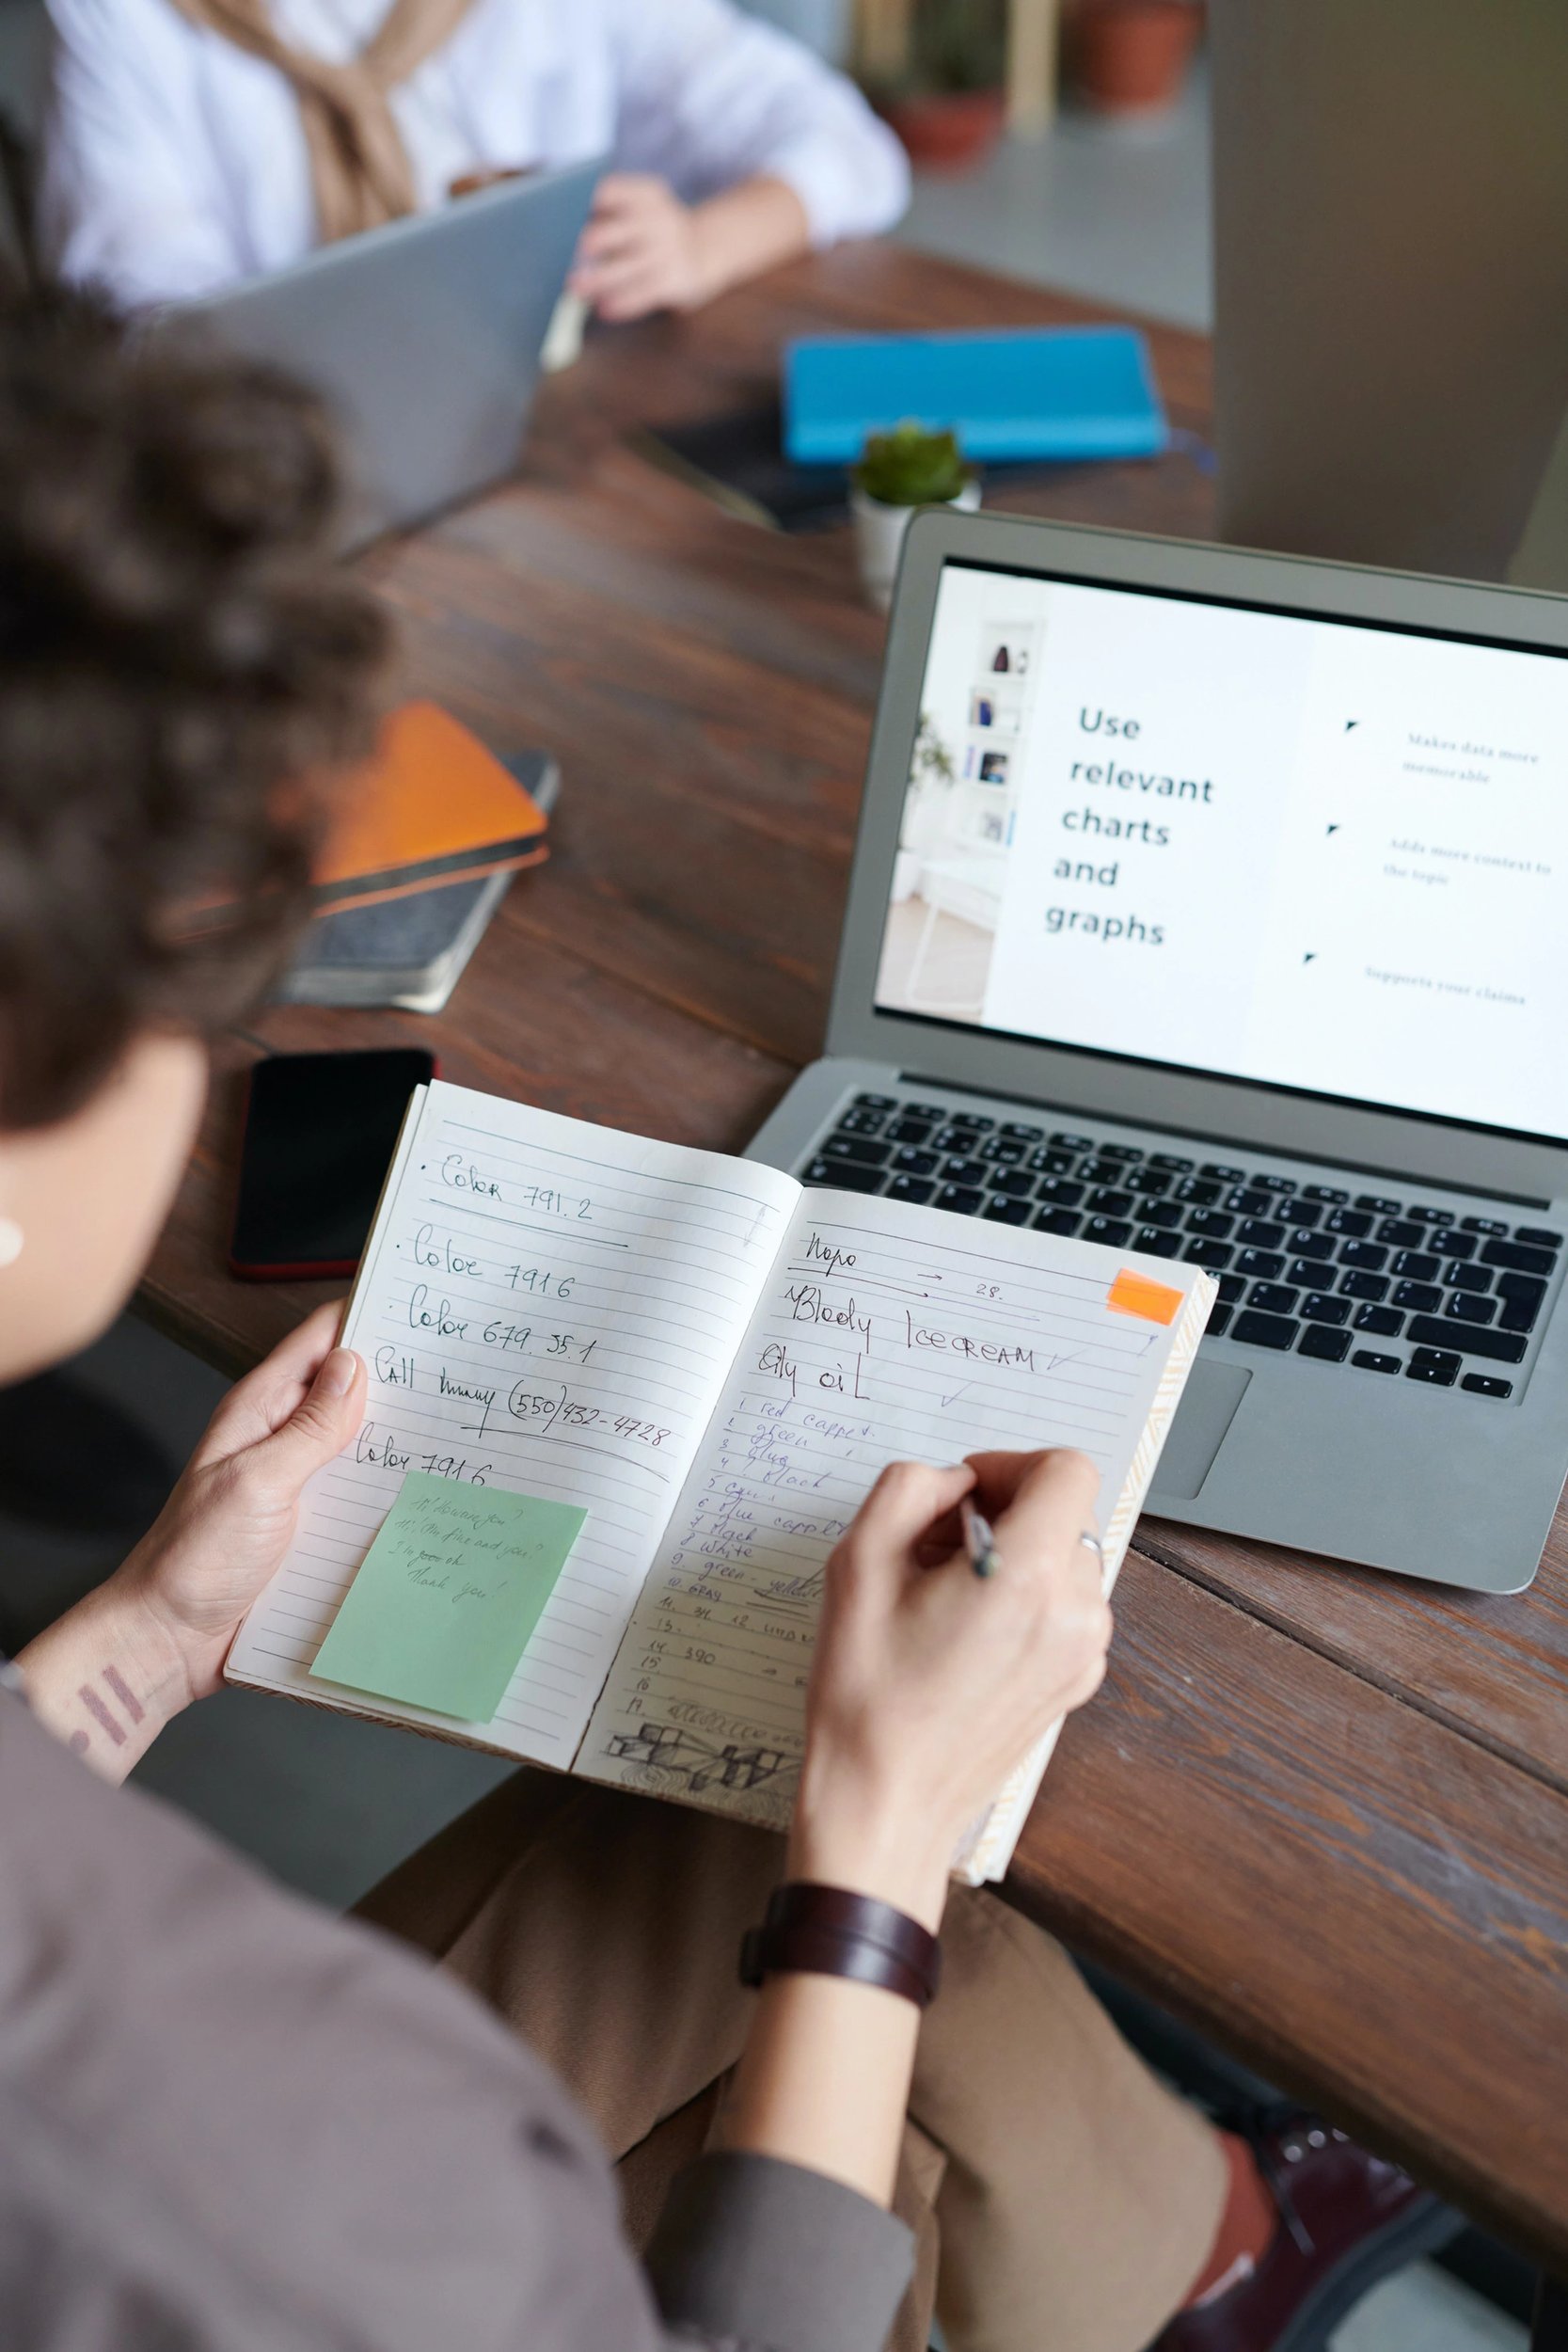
1107, 1268, 1184, 1326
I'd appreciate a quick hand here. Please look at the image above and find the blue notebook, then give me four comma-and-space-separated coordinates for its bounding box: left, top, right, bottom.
783, 324, 1167, 468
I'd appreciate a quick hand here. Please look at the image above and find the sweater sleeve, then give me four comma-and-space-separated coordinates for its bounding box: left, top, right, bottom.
0, 1688, 911, 2352
650, 2153, 915, 2352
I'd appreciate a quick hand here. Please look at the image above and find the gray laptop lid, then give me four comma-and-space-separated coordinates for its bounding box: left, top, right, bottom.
827, 507, 1568, 1206
184, 162, 600, 548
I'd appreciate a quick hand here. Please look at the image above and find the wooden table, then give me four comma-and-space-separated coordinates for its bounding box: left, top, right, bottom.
142, 246, 1568, 2289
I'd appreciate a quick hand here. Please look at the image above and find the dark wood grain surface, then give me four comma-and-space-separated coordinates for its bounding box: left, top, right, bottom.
139, 245, 1568, 2268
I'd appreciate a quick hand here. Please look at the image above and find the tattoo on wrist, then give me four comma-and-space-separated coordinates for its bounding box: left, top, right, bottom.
72, 1663, 146, 1754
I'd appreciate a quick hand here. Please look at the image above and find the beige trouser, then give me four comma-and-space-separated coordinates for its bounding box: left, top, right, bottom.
356, 1772, 1227, 2352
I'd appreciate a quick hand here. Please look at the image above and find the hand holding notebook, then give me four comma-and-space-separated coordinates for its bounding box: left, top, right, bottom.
227, 1082, 1213, 1881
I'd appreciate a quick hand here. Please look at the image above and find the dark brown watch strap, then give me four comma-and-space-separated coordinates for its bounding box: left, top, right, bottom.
739, 1882, 942, 2010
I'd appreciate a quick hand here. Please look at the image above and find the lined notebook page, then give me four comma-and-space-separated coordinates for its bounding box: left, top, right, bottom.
578, 1192, 1212, 1829
227, 1084, 799, 1768
958, 1263, 1212, 1882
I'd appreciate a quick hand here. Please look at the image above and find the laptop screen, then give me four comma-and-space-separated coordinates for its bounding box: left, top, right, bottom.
873, 558, 1568, 1144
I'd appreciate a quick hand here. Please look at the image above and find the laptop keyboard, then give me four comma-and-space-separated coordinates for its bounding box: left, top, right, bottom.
801, 1092, 1561, 1400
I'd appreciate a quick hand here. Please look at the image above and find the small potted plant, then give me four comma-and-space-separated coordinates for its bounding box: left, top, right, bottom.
850, 421, 981, 611
864, 0, 1008, 172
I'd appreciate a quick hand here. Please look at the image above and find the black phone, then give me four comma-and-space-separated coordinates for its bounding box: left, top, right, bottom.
230, 1048, 436, 1280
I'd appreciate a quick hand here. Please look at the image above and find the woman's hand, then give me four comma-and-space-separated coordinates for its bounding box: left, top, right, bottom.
569, 174, 710, 320
114, 1302, 367, 1702
17, 1305, 366, 1779
568, 172, 812, 322
790, 1449, 1111, 1931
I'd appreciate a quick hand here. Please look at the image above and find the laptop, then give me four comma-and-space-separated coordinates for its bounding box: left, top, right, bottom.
748, 508, 1568, 1595
185, 163, 600, 549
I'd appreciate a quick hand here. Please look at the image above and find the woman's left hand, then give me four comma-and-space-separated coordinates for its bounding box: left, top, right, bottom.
113, 1303, 367, 1703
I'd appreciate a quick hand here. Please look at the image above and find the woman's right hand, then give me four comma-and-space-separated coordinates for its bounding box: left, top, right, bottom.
789, 1450, 1112, 1931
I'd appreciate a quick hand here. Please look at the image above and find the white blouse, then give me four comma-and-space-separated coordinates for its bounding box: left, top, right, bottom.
40, 0, 910, 309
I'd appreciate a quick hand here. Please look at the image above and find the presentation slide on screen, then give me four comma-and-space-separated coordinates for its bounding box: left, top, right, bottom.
874, 562, 1568, 1141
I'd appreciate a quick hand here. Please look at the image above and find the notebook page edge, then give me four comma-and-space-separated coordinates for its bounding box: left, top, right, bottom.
957, 1268, 1218, 1885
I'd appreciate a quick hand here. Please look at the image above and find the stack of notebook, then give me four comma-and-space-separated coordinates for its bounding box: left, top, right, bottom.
277, 703, 559, 1013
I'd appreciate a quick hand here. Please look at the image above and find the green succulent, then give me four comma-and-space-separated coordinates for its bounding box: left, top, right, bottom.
853, 421, 971, 509
866, 0, 1007, 96
912, 0, 1007, 93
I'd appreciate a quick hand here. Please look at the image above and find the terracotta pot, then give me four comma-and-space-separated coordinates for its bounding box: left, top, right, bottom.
1069, 1, 1200, 116
879, 87, 1007, 172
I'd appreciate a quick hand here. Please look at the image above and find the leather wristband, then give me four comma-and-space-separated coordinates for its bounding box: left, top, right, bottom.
739, 1882, 942, 2010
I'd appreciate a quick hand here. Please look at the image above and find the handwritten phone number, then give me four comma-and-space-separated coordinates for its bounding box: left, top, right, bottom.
504, 1389, 671, 1447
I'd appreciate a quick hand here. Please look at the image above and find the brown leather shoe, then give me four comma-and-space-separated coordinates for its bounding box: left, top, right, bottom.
1148, 2108, 1455, 2352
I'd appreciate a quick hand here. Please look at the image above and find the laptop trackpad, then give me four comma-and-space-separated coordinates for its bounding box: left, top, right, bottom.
1150, 1363, 1253, 1501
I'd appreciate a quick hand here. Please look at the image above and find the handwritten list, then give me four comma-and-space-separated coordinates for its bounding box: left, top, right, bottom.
227, 1086, 798, 1767
580, 1191, 1189, 1827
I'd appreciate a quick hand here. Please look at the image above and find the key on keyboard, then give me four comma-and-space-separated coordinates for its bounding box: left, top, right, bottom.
1405, 1316, 1526, 1363
1300, 1326, 1351, 1361
1232, 1310, 1298, 1350
804, 1157, 881, 1192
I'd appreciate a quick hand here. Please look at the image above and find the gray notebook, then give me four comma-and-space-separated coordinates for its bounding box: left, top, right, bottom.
277, 751, 559, 1013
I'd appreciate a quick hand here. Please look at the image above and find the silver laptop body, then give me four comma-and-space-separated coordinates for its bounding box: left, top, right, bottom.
748, 508, 1568, 1595
185, 164, 600, 548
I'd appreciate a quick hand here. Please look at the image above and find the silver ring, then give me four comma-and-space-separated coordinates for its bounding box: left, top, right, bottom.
1077, 1530, 1103, 1563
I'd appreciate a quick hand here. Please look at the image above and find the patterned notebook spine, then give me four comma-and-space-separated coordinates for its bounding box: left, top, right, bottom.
958, 1270, 1219, 1885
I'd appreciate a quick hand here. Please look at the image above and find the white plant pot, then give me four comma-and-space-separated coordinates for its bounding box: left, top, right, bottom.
851, 477, 982, 612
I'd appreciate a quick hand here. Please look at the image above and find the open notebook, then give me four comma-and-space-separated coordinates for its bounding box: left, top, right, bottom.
228, 1083, 1214, 1883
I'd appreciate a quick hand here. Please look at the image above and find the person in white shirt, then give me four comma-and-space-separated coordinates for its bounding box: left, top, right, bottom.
39, 0, 911, 316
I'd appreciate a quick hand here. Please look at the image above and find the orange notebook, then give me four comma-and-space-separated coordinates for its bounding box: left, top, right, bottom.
313, 702, 551, 914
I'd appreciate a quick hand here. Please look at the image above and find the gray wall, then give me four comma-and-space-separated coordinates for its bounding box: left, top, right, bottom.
1211, 0, 1568, 580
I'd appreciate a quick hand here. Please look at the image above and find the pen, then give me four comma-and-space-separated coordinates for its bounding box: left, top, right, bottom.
960, 1495, 1001, 1581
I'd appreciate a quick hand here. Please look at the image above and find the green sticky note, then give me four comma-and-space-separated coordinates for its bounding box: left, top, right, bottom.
309, 1473, 586, 1724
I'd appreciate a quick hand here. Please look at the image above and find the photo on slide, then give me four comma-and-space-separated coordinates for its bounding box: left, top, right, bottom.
969, 689, 1022, 735
983, 632, 1033, 676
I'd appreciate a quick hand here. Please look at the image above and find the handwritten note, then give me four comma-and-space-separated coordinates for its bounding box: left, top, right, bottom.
310, 1474, 586, 1721
227, 1083, 799, 1764
580, 1191, 1204, 1828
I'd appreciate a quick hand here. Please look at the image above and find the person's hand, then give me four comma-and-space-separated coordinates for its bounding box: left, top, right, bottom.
109, 1303, 367, 1706
568, 173, 712, 320
790, 1449, 1111, 1931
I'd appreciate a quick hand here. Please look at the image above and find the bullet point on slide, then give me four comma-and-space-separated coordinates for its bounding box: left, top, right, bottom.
1304, 953, 1318, 964
1326, 823, 1340, 835
1345, 719, 1360, 731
